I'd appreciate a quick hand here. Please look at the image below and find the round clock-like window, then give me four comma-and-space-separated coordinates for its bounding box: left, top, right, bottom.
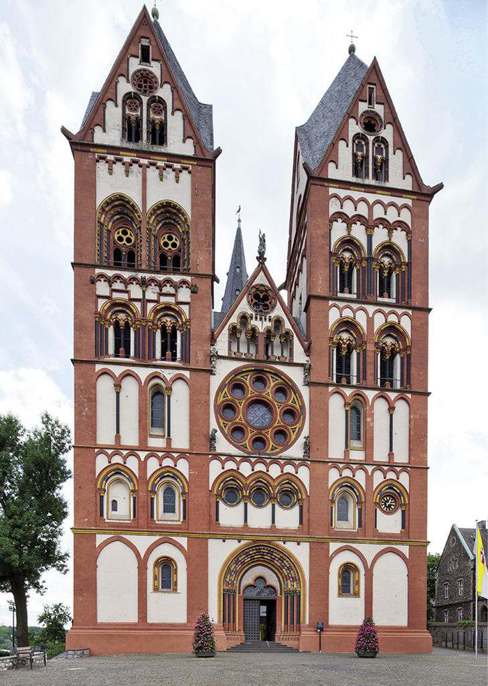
131, 68, 159, 96
215, 366, 305, 455
379, 490, 400, 514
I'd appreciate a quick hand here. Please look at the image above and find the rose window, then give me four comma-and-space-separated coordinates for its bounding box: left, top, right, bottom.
247, 285, 276, 314
126, 98, 140, 114
151, 102, 165, 118
131, 68, 159, 96
160, 233, 180, 251
114, 227, 135, 246
378, 490, 400, 514
215, 366, 305, 455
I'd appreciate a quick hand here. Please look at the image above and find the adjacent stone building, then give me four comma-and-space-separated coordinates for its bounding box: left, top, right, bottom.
434, 523, 488, 624
64, 6, 442, 654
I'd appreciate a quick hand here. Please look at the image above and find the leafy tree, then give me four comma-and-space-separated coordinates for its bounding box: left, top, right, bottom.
355, 617, 379, 656
0, 413, 71, 647
37, 603, 71, 645
427, 552, 441, 622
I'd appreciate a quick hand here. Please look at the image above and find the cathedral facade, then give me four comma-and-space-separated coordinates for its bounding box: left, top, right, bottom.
65, 6, 441, 654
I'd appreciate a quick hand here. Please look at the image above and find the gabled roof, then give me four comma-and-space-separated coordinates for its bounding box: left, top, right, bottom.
296, 52, 368, 171
214, 258, 308, 352
77, 6, 214, 152
153, 20, 213, 151
454, 525, 475, 560
221, 219, 248, 314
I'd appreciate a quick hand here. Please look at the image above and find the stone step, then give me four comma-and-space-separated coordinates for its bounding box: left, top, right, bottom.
227, 641, 299, 653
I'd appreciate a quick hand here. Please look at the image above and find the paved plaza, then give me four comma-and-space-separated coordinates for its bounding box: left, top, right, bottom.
1, 648, 487, 686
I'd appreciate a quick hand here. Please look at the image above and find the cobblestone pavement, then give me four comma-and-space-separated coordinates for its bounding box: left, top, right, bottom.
1, 649, 486, 686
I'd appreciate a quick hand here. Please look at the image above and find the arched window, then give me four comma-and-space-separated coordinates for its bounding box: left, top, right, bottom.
352, 134, 369, 179
333, 332, 355, 384
332, 483, 361, 530
153, 557, 177, 592
220, 480, 243, 507
372, 137, 389, 183
162, 485, 176, 514
161, 315, 178, 361
122, 92, 142, 144
349, 401, 363, 448
147, 97, 166, 146
333, 238, 364, 298
443, 582, 449, 599
375, 247, 402, 300
229, 315, 258, 358
147, 202, 190, 272
338, 563, 360, 597
106, 476, 132, 521
152, 477, 183, 522
96, 194, 141, 268
378, 335, 401, 389
265, 318, 293, 361
113, 317, 132, 358
150, 387, 165, 434
151, 308, 189, 363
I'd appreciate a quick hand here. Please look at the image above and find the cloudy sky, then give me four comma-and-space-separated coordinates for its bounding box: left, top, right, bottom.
0, 0, 486, 626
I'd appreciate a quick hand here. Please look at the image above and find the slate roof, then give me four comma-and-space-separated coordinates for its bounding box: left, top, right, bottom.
296, 52, 368, 171
80, 16, 214, 151
81, 91, 99, 128
457, 525, 488, 559
221, 221, 248, 314
153, 20, 214, 151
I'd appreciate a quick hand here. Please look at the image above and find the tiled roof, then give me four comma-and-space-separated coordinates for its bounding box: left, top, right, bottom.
81, 91, 99, 128
296, 53, 368, 171
153, 20, 214, 151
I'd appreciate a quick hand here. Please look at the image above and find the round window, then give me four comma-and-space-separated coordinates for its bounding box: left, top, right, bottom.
222, 403, 237, 420
114, 227, 135, 246
251, 487, 269, 507
277, 490, 296, 509
246, 400, 273, 429
215, 367, 305, 455
251, 436, 267, 452
231, 426, 245, 443
223, 486, 240, 506
282, 408, 298, 426
160, 233, 180, 251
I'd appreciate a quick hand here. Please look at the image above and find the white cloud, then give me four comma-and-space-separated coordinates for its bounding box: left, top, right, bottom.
0, 170, 12, 208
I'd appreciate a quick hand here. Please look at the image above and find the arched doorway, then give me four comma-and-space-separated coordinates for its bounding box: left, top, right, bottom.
243, 576, 277, 641
221, 543, 303, 642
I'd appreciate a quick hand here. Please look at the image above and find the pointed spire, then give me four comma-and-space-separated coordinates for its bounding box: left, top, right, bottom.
221, 208, 248, 314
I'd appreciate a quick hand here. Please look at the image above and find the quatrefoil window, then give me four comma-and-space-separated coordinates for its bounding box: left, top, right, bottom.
247, 285, 276, 314
114, 227, 135, 246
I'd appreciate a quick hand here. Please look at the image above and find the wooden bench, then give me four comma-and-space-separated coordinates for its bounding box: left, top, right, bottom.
14, 646, 47, 669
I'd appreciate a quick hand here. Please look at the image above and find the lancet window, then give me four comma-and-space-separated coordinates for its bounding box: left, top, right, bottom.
372, 137, 389, 182
122, 92, 142, 144
228, 315, 258, 358
352, 133, 369, 179
149, 307, 189, 363
376, 325, 410, 389
96, 194, 141, 268
265, 318, 293, 361
333, 239, 364, 297
147, 96, 166, 146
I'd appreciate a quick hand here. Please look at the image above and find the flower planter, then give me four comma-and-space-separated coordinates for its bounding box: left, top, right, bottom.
356, 650, 377, 658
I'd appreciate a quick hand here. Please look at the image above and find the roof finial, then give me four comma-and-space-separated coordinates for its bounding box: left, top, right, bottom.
151, 1, 159, 21
236, 205, 242, 230
257, 230, 266, 263
347, 30, 358, 55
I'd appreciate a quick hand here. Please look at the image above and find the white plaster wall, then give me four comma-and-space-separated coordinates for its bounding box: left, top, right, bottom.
147, 543, 187, 623
96, 160, 142, 207
373, 398, 389, 461
96, 534, 188, 558
328, 115, 413, 190
94, 71, 195, 155
219, 502, 244, 527
329, 393, 345, 459
247, 503, 272, 528
97, 541, 138, 622
120, 375, 139, 445
376, 509, 402, 534
208, 539, 242, 622
393, 399, 409, 463
97, 374, 116, 444
147, 166, 192, 215
372, 553, 408, 626
329, 550, 365, 625
329, 542, 408, 566
275, 504, 300, 529
171, 379, 189, 449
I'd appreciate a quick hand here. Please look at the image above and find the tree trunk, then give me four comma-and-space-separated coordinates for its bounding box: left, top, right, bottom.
10, 574, 29, 647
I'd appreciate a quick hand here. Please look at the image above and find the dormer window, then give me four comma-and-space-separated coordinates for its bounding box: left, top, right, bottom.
367, 85, 376, 108
140, 40, 151, 64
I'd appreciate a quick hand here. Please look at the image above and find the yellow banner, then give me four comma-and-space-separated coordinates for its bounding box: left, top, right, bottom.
477, 527, 488, 599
